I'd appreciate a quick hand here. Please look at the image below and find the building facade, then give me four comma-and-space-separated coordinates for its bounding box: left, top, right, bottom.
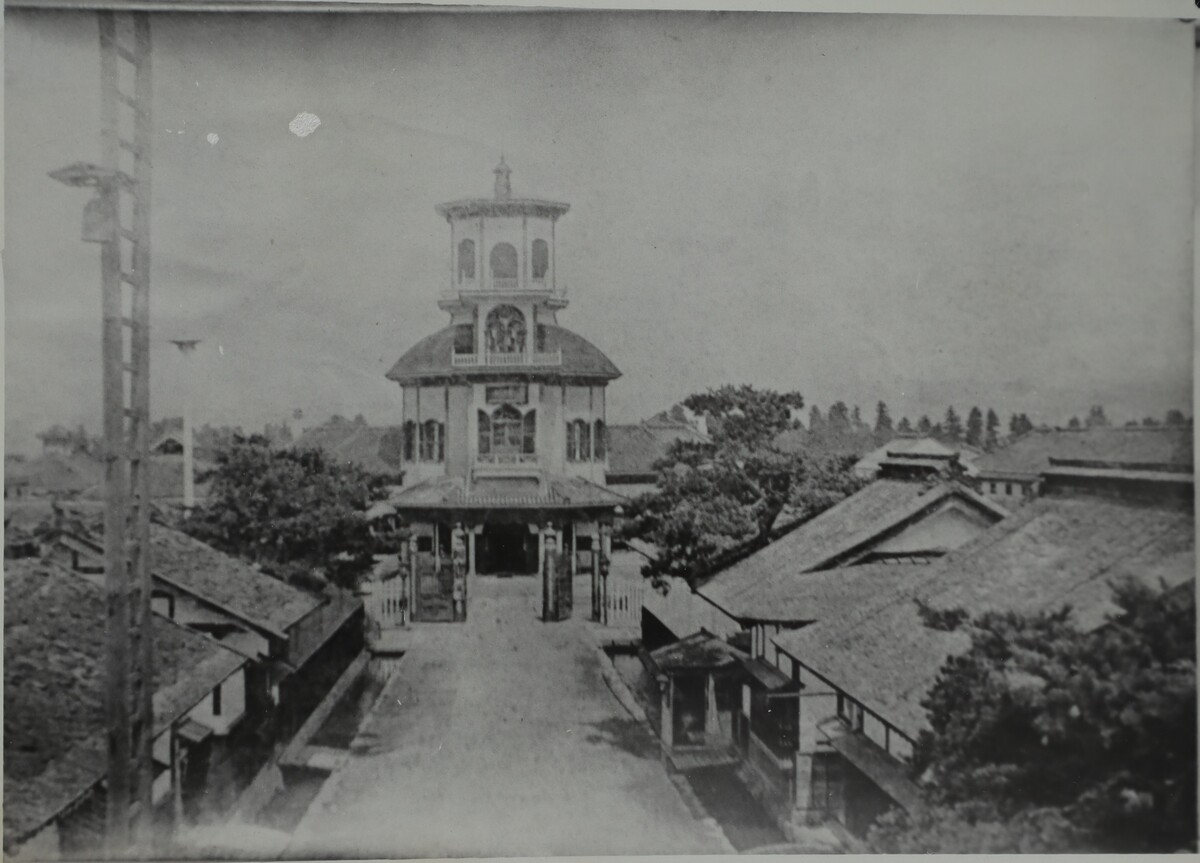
385, 161, 625, 615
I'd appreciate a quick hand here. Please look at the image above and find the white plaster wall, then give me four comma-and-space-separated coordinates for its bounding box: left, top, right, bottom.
187, 668, 247, 736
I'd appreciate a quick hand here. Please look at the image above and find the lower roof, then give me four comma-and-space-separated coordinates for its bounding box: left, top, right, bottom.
389, 473, 627, 511
4, 559, 245, 847
773, 495, 1195, 740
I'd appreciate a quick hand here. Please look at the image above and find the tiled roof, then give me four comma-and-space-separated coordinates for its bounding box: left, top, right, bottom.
145, 525, 321, 636
385, 323, 620, 383
4, 454, 103, 495
974, 426, 1193, 478
607, 420, 709, 477
772, 496, 1195, 739
293, 422, 403, 477
4, 559, 245, 847
390, 473, 627, 510
648, 631, 749, 672
697, 480, 1007, 618
79, 455, 216, 502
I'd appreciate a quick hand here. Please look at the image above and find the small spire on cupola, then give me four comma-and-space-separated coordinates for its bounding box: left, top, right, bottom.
493, 155, 512, 200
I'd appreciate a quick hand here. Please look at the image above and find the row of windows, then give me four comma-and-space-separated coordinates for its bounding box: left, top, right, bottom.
401, 413, 607, 463
454, 309, 548, 356
457, 239, 549, 283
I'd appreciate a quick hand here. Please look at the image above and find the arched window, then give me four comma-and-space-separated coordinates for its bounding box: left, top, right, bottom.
402, 420, 416, 462
458, 239, 476, 282
492, 405, 524, 460
490, 242, 518, 281
484, 305, 526, 354
531, 239, 549, 280
420, 420, 444, 462
594, 420, 606, 459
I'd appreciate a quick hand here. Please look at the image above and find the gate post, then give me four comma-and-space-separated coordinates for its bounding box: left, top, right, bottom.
541, 523, 556, 622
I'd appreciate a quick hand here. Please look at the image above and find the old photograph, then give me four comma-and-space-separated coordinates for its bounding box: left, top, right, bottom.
3, 2, 1196, 858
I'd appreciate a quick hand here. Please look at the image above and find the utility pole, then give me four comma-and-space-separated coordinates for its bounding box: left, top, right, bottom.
169, 339, 201, 510
49, 11, 154, 856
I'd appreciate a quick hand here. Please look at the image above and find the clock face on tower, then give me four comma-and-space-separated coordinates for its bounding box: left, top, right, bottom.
485, 305, 526, 354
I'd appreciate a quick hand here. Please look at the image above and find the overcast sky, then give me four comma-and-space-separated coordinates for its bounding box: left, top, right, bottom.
4, 10, 1193, 454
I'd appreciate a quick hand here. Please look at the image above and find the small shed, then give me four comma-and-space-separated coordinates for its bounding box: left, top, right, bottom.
648, 632, 748, 766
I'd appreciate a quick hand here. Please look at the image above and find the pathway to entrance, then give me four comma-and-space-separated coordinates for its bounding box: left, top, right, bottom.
285, 576, 725, 858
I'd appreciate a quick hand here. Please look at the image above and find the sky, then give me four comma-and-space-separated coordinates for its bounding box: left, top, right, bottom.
4, 10, 1194, 455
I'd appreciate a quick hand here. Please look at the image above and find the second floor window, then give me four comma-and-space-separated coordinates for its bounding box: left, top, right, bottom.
566, 419, 592, 462
402, 421, 416, 462
479, 405, 535, 460
593, 420, 606, 459
420, 420, 445, 462
490, 242, 518, 280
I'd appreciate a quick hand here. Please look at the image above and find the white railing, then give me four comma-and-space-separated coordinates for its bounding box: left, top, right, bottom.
450, 349, 563, 368
492, 277, 519, 290
476, 452, 538, 465
603, 577, 645, 627
362, 577, 407, 630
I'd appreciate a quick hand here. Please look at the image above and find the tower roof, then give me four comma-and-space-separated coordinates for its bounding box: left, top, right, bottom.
386, 323, 620, 384
436, 160, 569, 221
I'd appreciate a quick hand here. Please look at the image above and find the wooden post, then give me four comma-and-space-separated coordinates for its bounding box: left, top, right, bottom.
659, 675, 673, 748
705, 673, 720, 737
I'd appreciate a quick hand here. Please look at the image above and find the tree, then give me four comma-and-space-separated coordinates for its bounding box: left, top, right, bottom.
1142, 416, 1161, 428
1068, 416, 1082, 429
808, 405, 824, 434
869, 580, 1196, 854
1164, 409, 1187, 427
916, 415, 933, 436
984, 408, 1001, 451
897, 416, 914, 434
874, 401, 894, 441
965, 406, 983, 448
185, 437, 391, 590
851, 405, 867, 433
942, 406, 964, 443
1009, 413, 1034, 437
1085, 405, 1110, 428
622, 385, 864, 587
826, 401, 852, 436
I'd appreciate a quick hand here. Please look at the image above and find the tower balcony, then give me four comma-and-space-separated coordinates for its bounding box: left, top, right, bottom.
451, 349, 563, 368
438, 278, 568, 311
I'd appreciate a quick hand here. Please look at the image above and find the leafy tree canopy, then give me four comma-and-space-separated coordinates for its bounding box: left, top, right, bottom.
184, 437, 393, 590
869, 579, 1196, 854
622, 386, 863, 586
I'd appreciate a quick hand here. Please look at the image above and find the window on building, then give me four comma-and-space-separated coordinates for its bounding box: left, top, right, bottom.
536, 324, 547, 353
531, 239, 549, 280
416, 535, 433, 553
490, 242, 518, 280
1005, 483, 1013, 495
481, 404, 526, 460
454, 324, 474, 354
485, 305, 526, 354
567, 419, 591, 462
458, 239, 476, 282
522, 410, 537, 455
212, 682, 222, 717
593, 420, 606, 459
402, 421, 416, 462
420, 420, 444, 462
477, 411, 491, 457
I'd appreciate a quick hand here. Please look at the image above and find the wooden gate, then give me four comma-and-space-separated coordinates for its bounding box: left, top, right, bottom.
364, 576, 407, 629
412, 560, 454, 622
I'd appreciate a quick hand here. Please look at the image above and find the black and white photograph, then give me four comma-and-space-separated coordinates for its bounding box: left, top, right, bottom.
3, 1, 1197, 858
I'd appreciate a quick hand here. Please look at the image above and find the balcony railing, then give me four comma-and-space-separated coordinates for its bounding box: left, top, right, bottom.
451, 350, 562, 368
476, 452, 538, 464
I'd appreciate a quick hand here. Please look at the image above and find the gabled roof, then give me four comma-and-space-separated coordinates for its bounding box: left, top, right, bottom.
4, 559, 245, 848
607, 419, 710, 477
4, 453, 104, 495
293, 421, 403, 477
974, 426, 1193, 479
390, 473, 627, 510
697, 480, 1008, 619
648, 631, 749, 672
385, 323, 620, 384
855, 437, 981, 474
23, 501, 322, 639
772, 496, 1195, 740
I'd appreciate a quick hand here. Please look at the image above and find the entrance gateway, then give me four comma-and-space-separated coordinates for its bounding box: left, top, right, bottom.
382, 160, 628, 622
